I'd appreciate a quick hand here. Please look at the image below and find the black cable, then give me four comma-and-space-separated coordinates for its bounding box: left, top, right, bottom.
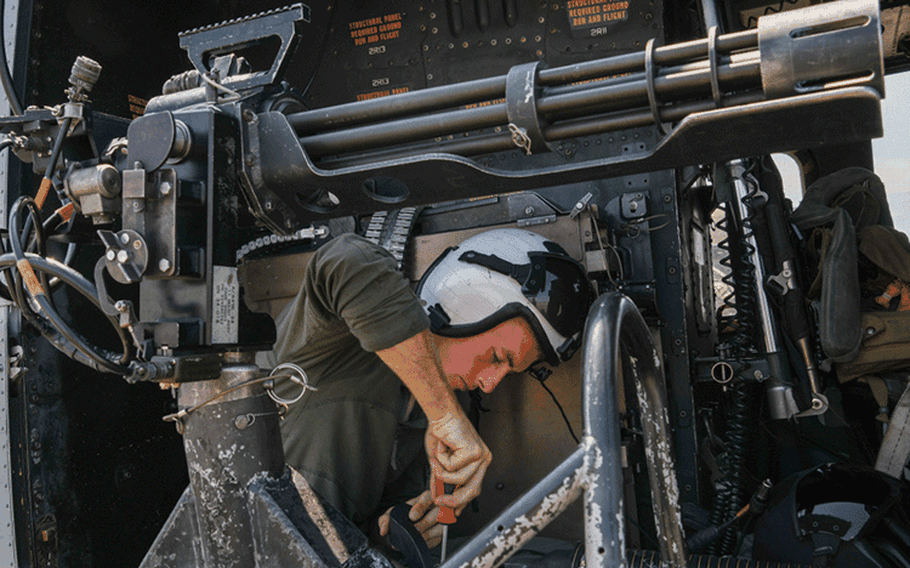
45, 118, 71, 179
537, 379, 580, 444
0, 203, 76, 303
0, 253, 130, 373
7, 199, 129, 374
12, 197, 52, 301
0, 0, 23, 116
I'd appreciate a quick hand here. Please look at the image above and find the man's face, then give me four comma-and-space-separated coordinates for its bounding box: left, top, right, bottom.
435, 317, 544, 393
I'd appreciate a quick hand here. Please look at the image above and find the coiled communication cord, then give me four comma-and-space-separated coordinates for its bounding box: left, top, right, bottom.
708, 159, 762, 556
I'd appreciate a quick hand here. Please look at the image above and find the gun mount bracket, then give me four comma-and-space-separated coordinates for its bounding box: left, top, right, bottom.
178, 3, 311, 91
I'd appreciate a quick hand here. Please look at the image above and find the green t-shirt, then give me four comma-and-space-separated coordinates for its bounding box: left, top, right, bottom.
271, 233, 430, 524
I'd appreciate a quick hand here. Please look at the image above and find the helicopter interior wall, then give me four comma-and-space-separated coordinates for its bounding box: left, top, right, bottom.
9, 0, 675, 564
13, 0, 904, 566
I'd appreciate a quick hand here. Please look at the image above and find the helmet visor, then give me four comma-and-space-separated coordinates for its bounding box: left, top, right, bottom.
522, 252, 596, 342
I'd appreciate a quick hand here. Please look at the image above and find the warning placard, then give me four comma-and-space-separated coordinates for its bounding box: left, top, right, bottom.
349, 12, 404, 46
566, 0, 630, 35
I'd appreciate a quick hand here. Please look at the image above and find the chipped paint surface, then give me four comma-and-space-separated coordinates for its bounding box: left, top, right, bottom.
466, 461, 588, 568
633, 365, 686, 566
291, 468, 350, 564
581, 436, 626, 568
185, 437, 246, 566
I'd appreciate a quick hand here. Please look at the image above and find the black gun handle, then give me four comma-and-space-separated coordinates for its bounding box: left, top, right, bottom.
387, 504, 433, 568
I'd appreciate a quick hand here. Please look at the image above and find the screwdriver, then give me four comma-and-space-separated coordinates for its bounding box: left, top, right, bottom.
435, 477, 456, 564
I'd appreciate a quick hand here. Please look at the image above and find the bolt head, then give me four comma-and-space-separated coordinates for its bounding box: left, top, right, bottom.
116, 250, 130, 264
159, 181, 172, 195
105, 250, 116, 261
119, 232, 130, 244
159, 258, 172, 273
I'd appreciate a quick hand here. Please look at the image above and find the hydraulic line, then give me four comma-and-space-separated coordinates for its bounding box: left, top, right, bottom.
11, 197, 52, 299
37, 116, 73, 209
7, 198, 129, 374
0, 202, 78, 304
0, 252, 130, 373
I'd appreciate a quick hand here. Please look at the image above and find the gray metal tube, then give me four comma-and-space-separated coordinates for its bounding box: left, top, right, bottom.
580, 296, 628, 568
440, 293, 687, 568
537, 56, 761, 118
699, 0, 721, 32
441, 447, 587, 568
288, 75, 505, 134
178, 353, 285, 567
299, 58, 761, 158
727, 160, 780, 356
316, 89, 764, 171
582, 293, 687, 568
286, 30, 758, 136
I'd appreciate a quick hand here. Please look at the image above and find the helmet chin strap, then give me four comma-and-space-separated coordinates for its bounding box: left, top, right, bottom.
556, 335, 581, 362
527, 364, 552, 383
427, 303, 450, 331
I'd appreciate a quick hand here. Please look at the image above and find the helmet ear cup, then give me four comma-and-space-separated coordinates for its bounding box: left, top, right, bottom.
752, 463, 903, 567
416, 228, 595, 366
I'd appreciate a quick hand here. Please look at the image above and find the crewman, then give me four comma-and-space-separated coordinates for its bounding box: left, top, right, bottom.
269, 227, 595, 547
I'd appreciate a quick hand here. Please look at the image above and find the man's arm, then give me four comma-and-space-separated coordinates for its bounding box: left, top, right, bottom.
376, 329, 492, 510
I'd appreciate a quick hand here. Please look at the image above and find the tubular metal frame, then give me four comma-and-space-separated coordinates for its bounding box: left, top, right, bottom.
441, 292, 686, 568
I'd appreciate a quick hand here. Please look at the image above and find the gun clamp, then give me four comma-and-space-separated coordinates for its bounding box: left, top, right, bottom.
178, 3, 311, 91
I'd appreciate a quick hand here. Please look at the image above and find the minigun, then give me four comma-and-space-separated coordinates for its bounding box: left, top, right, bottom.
0, 1, 888, 566
0, 0, 883, 385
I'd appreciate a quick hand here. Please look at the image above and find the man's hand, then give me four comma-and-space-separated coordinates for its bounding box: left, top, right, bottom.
378, 491, 445, 549
427, 413, 492, 511
377, 330, 493, 512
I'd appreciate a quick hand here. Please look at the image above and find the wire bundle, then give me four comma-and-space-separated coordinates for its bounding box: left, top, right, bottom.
0, 187, 131, 375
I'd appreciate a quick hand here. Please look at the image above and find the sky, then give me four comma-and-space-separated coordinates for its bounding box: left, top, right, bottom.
776, 71, 910, 236
873, 71, 910, 236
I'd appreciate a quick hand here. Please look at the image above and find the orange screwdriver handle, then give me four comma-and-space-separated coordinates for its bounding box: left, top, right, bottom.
434, 477, 457, 524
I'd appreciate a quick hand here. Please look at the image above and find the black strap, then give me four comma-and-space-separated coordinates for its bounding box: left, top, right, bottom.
644, 39, 668, 136
427, 303, 450, 330
459, 251, 530, 284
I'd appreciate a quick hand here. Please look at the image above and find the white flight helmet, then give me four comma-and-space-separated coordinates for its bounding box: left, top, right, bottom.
416, 228, 596, 365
